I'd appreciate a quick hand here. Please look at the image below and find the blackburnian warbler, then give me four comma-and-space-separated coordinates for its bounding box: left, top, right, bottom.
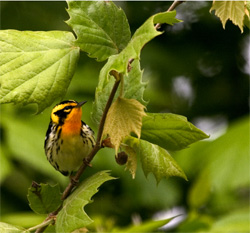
44, 100, 95, 176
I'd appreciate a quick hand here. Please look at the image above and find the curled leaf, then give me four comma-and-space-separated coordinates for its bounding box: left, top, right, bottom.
102, 97, 146, 153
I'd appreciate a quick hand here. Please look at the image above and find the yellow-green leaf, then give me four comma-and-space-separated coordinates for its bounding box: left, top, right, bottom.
0, 30, 80, 112
102, 97, 146, 153
210, 1, 245, 33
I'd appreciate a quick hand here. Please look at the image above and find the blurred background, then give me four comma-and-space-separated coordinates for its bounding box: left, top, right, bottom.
0, 1, 249, 232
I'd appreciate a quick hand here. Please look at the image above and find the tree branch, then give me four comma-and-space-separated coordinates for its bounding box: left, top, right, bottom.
61, 76, 121, 200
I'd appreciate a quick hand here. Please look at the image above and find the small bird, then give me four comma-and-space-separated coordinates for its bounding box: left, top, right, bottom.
44, 100, 95, 176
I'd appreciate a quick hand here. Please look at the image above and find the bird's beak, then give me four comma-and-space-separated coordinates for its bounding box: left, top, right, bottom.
76, 101, 87, 108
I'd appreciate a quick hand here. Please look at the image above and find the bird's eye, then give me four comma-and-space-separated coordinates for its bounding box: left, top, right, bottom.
63, 106, 72, 112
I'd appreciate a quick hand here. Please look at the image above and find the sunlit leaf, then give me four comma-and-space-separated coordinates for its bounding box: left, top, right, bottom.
125, 137, 187, 183
92, 11, 181, 124
141, 113, 209, 151
210, 1, 245, 33
66, 1, 131, 61
27, 183, 62, 214
244, 1, 250, 29
113, 217, 177, 232
56, 171, 115, 233
1, 212, 46, 229
208, 209, 250, 232
0, 222, 27, 233
0, 30, 80, 112
102, 97, 146, 153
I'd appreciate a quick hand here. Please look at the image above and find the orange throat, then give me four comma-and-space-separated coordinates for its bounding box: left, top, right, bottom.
61, 120, 82, 136
61, 108, 82, 136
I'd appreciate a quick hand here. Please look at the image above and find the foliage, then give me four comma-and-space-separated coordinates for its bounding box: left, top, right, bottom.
210, 1, 249, 33
103, 97, 146, 153
56, 171, 115, 233
27, 183, 62, 214
0, 31, 79, 113
0, 1, 249, 232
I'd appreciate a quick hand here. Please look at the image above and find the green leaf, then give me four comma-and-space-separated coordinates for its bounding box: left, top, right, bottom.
1, 212, 46, 229
208, 209, 250, 232
0, 145, 13, 184
188, 168, 211, 209
27, 182, 62, 214
125, 137, 187, 183
188, 116, 250, 209
0, 30, 80, 112
123, 59, 147, 105
0, 222, 27, 233
92, 59, 147, 125
210, 1, 245, 33
92, 11, 181, 125
102, 97, 146, 153
66, 1, 131, 61
56, 171, 115, 233
141, 113, 209, 151
244, 1, 250, 29
200, 116, 249, 191
113, 217, 177, 232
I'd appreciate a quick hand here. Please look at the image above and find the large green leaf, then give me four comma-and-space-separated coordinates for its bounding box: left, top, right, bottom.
141, 113, 209, 151
0, 222, 27, 233
188, 116, 250, 209
56, 171, 115, 233
125, 137, 187, 183
92, 11, 181, 124
27, 183, 62, 214
0, 30, 80, 112
210, 1, 245, 33
66, 1, 131, 61
208, 208, 250, 232
0, 212, 45, 230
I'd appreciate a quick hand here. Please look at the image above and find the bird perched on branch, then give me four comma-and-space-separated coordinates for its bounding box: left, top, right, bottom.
44, 100, 95, 176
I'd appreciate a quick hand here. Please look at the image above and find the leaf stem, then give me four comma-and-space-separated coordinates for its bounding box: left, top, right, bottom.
28, 218, 54, 233
155, 0, 184, 30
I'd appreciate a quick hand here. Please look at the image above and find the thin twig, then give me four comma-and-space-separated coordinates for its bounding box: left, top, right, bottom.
155, 0, 184, 30
61, 77, 121, 201
168, 0, 184, 12
32, 218, 54, 233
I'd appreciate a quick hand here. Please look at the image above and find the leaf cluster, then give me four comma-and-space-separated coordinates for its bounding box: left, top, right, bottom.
4, 1, 243, 232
